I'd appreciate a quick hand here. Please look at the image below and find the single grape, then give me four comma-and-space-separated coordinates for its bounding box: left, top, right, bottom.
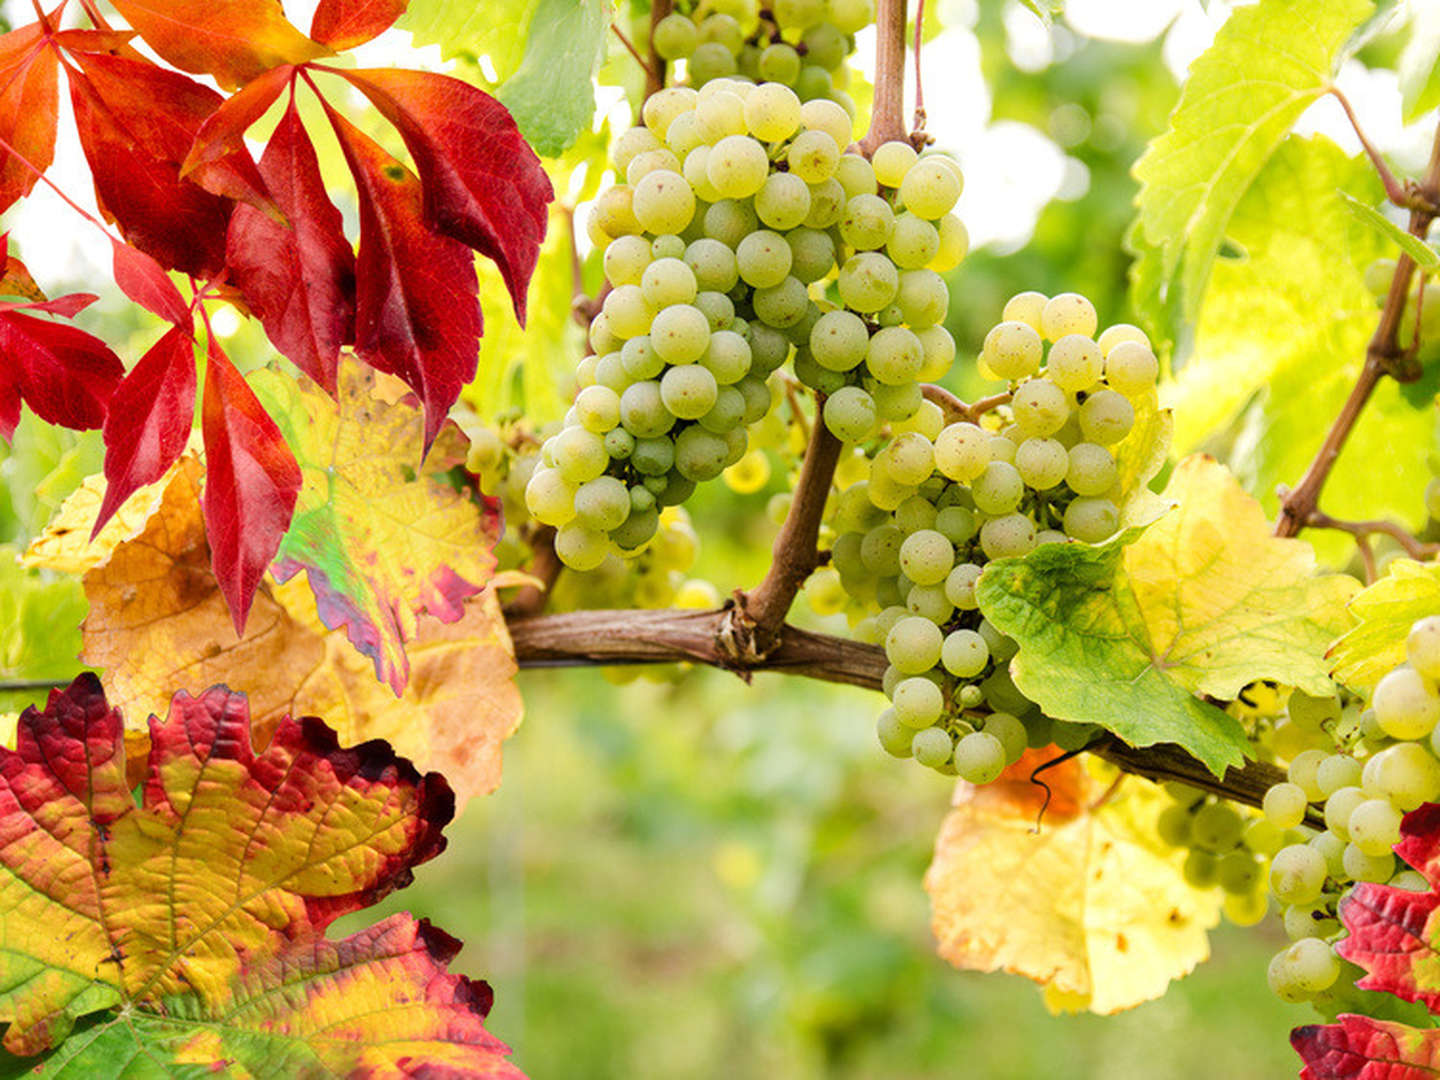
553, 425, 609, 483
1373, 665, 1440, 739
1046, 334, 1104, 392
872, 140, 918, 187
838, 252, 900, 312
982, 321, 1043, 381
640, 256, 699, 309
972, 461, 1024, 514
823, 386, 877, 442
954, 731, 1005, 784
1409, 616, 1440, 680
1374, 742, 1440, 810
945, 563, 983, 610
1103, 341, 1160, 398
620, 381, 675, 439
893, 677, 945, 728
1066, 443, 1117, 497
912, 726, 955, 769
1191, 802, 1243, 852
554, 520, 610, 570
898, 158, 961, 219
934, 422, 990, 481
1014, 437, 1069, 490
1040, 292, 1098, 341
1078, 390, 1135, 446
1096, 323, 1150, 356
980, 513, 1037, 559
1269, 844, 1327, 906
840, 193, 895, 250
1011, 378, 1070, 437
787, 129, 841, 183
799, 99, 853, 149
811, 309, 869, 371
877, 708, 915, 758
1062, 497, 1119, 543
1323, 785, 1366, 841
651, 304, 712, 364
886, 615, 944, 673
1342, 842, 1394, 883
866, 326, 924, 385
1348, 797, 1403, 857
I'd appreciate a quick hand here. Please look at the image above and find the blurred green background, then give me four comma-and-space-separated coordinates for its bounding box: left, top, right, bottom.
3, 0, 1410, 1075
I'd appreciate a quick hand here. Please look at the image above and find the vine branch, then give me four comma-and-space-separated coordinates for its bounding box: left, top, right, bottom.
1275, 116, 1440, 538
859, 0, 909, 155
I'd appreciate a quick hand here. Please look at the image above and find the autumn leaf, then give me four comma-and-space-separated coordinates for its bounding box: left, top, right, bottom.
0, 672, 522, 1075
1293, 1015, 1440, 1079
311, 0, 410, 50
324, 100, 480, 447
106, 0, 329, 90
108, 237, 192, 327
0, 297, 124, 441
251, 360, 496, 693
1328, 559, 1440, 692
226, 95, 356, 392
925, 750, 1221, 1015
976, 455, 1358, 775
200, 336, 301, 632
27, 453, 520, 806
0, 20, 59, 217
336, 67, 553, 322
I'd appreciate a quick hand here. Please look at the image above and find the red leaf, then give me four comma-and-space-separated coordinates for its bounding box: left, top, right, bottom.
67, 53, 261, 276
311, 0, 409, 50
200, 338, 300, 633
0, 309, 124, 439
49, 28, 140, 55
336, 68, 552, 322
1336, 884, 1440, 1012
0, 21, 59, 217
0, 293, 97, 318
182, 64, 292, 215
227, 98, 355, 391
110, 238, 191, 327
105, 0, 329, 90
94, 325, 196, 536
1293, 1015, 1440, 1079
0, 243, 45, 303
324, 101, 478, 448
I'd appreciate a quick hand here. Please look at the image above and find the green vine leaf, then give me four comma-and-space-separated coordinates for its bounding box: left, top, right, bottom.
1131, 0, 1372, 333
976, 456, 1358, 777
1401, 2, 1440, 122
497, 0, 611, 157
399, 0, 536, 76
1339, 191, 1440, 270
1329, 558, 1440, 692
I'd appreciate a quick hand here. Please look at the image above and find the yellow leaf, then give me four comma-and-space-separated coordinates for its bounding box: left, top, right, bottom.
925, 750, 1221, 1014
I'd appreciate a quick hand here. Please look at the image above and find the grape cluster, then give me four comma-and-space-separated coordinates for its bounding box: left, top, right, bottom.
1246, 624, 1440, 1003
800, 142, 968, 443
651, 0, 869, 111
829, 293, 1162, 778
1155, 783, 1274, 927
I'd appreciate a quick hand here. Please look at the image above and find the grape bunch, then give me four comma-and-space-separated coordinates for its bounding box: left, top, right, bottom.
801, 141, 968, 443
650, 0, 870, 111
828, 292, 1162, 779
1154, 782, 1275, 928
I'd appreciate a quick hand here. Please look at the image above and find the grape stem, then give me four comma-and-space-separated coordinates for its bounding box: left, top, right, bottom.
859, 0, 910, 156
611, 23, 662, 88
911, 0, 930, 147
507, 607, 1307, 816
1274, 114, 1440, 538
1304, 511, 1440, 565
647, 0, 673, 98
1328, 86, 1434, 213
503, 526, 564, 618
922, 384, 1013, 424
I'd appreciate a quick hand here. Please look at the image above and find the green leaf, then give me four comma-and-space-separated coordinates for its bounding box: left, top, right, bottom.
1171, 135, 1437, 564
497, 0, 611, 157
1131, 0, 1372, 332
976, 456, 1358, 777
1329, 558, 1440, 691
399, 0, 536, 77
1401, 3, 1440, 123
1339, 191, 1440, 270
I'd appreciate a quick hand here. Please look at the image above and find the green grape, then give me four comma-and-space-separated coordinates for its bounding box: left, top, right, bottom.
893, 677, 945, 728
706, 135, 768, 199
736, 376, 772, 422
941, 628, 989, 678
834, 154, 878, 200
734, 230, 791, 289
652, 234, 686, 259
668, 113, 707, 159
698, 330, 749, 384
754, 174, 811, 233
620, 380, 675, 438
752, 277, 809, 328
883, 432, 935, 486
1062, 497, 1118, 543
1077, 390, 1134, 446
803, 178, 846, 230
575, 385, 622, 433
626, 147, 682, 186
690, 41, 739, 84
1096, 323, 1149, 356
603, 283, 654, 339
1014, 437, 1068, 490
896, 268, 948, 326
612, 125, 662, 174
604, 234, 653, 286
934, 506, 977, 545
944, 562, 983, 609
1269, 843, 1327, 905
593, 351, 629, 391
1347, 797, 1403, 857
1408, 616, 1440, 680
651, 304, 712, 364
525, 466, 577, 526
829, 0, 875, 32
929, 212, 968, 272
758, 42, 802, 85
877, 708, 915, 758
801, 99, 854, 150
981, 712, 1027, 765
674, 425, 730, 481
912, 726, 955, 769
631, 435, 676, 476
1103, 341, 1160, 399
865, 326, 923, 385
954, 731, 1005, 784
1046, 334, 1104, 392
979, 513, 1037, 559
933, 422, 990, 482
1315, 753, 1362, 798
552, 426, 609, 483
1217, 851, 1262, 895
1323, 785, 1365, 840
695, 289, 736, 331
554, 519, 610, 570
872, 140, 918, 187
604, 427, 636, 460
885, 213, 941, 271
594, 184, 641, 237
1307, 830, 1345, 878
1157, 803, 1193, 847
695, 90, 746, 142
971, 461, 1023, 514
683, 239, 739, 293
907, 583, 952, 623
660, 364, 719, 420
621, 336, 663, 381
1284, 938, 1341, 994
1283, 903, 1336, 941
786, 227, 838, 283
894, 494, 937, 533
1363, 257, 1398, 298
1191, 802, 1243, 852
898, 158, 961, 219
886, 614, 944, 673
898, 529, 954, 586
1343, 842, 1393, 883
840, 193, 895, 250
1374, 742, 1440, 810
1183, 850, 1218, 889
1066, 443, 1117, 497
873, 382, 923, 422
1002, 291, 1046, 332
980, 322, 1043, 382
796, 65, 833, 102
1011, 378, 1069, 437
823, 386, 877, 442
787, 130, 841, 183
682, 146, 721, 202
744, 82, 802, 140
1040, 292, 1098, 341
1288, 749, 1328, 799
912, 327, 955, 383
1373, 665, 1440, 739
574, 476, 630, 531
1263, 782, 1309, 829
640, 257, 699, 309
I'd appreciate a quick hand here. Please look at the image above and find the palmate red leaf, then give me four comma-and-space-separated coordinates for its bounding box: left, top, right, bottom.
1293, 1015, 1440, 1079
201, 336, 300, 633
227, 97, 355, 392
324, 101, 479, 448
67, 52, 265, 276
94, 325, 196, 536
0, 303, 124, 440
336, 68, 552, 323
0, 20, 59, 217
311, 0, 409, 50
106, 0, 329, 90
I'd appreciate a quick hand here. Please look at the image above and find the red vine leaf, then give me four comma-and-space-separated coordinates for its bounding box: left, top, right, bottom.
336, 67, 552, 323
0, 20, 59, 217
200, 336, 301, 633
1293, 1014, 1440, 1079
105, 0, 329, 90
0, 674, 522, 1075
0, 301, 124, 439
311, 0, 409, 50
67, 52, 256, 276
93, 325, 196, 537
324, 100, 479, 448
109, 236, 191, 326
227, 96, 355, 391
181, 62, 293, 214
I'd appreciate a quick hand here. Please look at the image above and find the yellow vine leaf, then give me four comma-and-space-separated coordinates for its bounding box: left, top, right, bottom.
1329, 558, 1440, 691
925, 750, 1221, 1014
25, 455, 522, 807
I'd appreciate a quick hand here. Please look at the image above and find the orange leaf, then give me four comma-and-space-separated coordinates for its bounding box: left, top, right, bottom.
0, 21, 58, 217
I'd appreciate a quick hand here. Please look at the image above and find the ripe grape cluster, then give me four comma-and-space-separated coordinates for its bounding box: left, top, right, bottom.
1154, 782, 1275, 928
650, 0, 870, 112
1245, 623, 1440, 1003
831, 293, 1162, 779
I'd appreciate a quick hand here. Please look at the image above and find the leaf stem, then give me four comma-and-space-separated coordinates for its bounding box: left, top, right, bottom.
1329, 85, 1410, 209
911, 0, 929, 145
611, 23, 661, 89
